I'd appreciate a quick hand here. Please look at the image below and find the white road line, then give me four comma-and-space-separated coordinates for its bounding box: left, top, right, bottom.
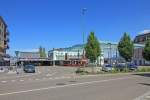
54, 77, 60, 79
134, 91, 150, 100
48, 78, 52, 80
35, 79, 39, 81
0, 73, 40, 80
38, 72, 41, 74
20, 80, 24, 82
46, 72, 57, 77
0, 76, 136, 96
1, 81, 7, 83
46, 74, 52, 77
11, 80, 16, 82
146, 96, 150, 98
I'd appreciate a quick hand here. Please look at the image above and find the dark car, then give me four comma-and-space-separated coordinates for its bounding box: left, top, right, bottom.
116, 63, 126, 71
24, 65, 35, 73
127, 63, 138, 71
116, 63, 138, 71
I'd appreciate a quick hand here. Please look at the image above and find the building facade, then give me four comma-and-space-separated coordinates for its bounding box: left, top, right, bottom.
48, 41, 122, 66
133, 44, 145, 65
0, 16, 9, 65
14, 51, 51, 66
134, 30, 150, 44
133, 30, 150, 65
48, 40, 148, 66
16, 51, 40, 59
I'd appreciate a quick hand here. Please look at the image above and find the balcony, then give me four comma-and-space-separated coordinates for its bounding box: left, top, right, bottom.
4, 37, 9, 42
6, 30, 10, 36
4, 44, 9, 49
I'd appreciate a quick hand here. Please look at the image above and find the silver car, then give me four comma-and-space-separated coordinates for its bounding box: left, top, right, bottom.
102, 64, 114, 72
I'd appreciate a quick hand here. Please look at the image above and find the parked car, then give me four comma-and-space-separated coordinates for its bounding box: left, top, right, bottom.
116, 63, 126, 71
116, 63, 138, 71
102, 64, 114, 72
127, 63, 138, 71
23, 64, 35, 73
0, 67, 5, 72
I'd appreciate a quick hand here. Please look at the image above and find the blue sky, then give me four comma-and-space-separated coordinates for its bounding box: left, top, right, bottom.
0, 0, 150, 55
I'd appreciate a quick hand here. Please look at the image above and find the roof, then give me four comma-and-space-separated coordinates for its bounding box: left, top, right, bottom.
136, 30, 150, 37
0, 16, 7, 27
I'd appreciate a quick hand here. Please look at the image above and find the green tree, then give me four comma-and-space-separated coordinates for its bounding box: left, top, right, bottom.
42, 48, 46, 57
39, 46, 46, 57
143, 38, 150, 61
85, 32, 101, 63
118, 32, 134, 62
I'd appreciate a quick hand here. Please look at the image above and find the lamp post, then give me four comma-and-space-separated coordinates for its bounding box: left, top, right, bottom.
107, 43, 112, 65
81, 8, 87, 59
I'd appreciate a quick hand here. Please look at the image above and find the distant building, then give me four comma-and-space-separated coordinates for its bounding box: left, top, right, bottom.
133, 30, 150, 65
48, 40, 149, 66
15, 51, 50, 66
48, 48, 83, 61
48, 41, 122, 66
0, 16, 10, 65
134, 30, 150, 44
17, 51, 40, 58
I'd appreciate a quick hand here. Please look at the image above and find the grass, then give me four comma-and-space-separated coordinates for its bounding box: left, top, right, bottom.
137, 67, 150, 72
76, 66, 150, 75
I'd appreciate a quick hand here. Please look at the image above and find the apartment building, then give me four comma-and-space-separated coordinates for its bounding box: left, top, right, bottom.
134, 30, 150, 44
0, 16, 10, 65
133, 30, 150, 65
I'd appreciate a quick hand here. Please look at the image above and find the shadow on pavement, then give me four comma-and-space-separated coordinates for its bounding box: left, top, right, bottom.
138, 83, 150, 86
133, 73, 150, 77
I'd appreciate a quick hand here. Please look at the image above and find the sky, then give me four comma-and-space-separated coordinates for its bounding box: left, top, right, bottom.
0, 0, 150, 55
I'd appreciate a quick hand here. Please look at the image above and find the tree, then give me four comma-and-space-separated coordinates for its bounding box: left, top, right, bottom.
118, 32, 134, 62
143, 38, 150, 61
42, 48, 46, 57
85, 32, 101, 63
39, 46, 46, 57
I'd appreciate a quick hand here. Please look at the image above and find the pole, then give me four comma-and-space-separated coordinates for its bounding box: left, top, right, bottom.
81, 8, 87, 59
110, 43, 112, 65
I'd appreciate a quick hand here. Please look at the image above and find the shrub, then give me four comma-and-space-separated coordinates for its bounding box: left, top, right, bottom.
138, 67, 150, 72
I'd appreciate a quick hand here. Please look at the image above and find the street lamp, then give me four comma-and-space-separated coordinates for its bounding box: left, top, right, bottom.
81, 8, 87, 59
107, 43, 112, 65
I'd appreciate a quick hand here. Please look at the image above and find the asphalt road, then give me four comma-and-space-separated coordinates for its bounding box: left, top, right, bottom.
0, 66, 150, 100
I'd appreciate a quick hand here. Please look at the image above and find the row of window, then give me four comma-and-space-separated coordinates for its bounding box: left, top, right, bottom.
0, 21, 5, 29
134, 34, 150, 43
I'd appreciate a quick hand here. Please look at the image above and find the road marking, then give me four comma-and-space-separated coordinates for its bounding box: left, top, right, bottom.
20, 80, 24, 82
0, 73, 40, 80
46, 72, 57, 77
0, 76, 136, 96
35, 79, 39, 81
11, 80, 16, 82
133, 91, 150, 100
46, 74, 52, 77
1, 81, 7, 83
146, 96, 150, 98
49, 78, 52, 80
38, 71, 41, 74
